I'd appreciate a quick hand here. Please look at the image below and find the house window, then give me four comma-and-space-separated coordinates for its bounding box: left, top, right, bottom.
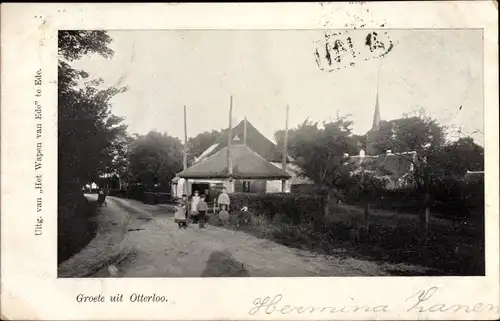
242, 181, 251, 193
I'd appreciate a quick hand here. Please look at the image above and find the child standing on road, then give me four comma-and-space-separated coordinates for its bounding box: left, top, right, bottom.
190, 190, 200, 223
218, 204, 229, 226
197, 195, 208, 228
174, 200, 188, 229
217, 187, 230, 212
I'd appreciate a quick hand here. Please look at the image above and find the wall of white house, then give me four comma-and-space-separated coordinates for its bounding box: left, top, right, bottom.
266, 179, 291, 193
268, 162, 312, 193
173, 161, 313, 196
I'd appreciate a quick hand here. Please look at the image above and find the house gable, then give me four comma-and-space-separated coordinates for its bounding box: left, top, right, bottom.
196, 119, 288, 163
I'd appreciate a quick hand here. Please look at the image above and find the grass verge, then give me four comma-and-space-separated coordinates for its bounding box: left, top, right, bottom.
207, 204, 484, 276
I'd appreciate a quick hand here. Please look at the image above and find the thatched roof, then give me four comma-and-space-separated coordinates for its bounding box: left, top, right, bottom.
178, 144, 291, 180
196, 119, 288, 163
350, 151, 416, 181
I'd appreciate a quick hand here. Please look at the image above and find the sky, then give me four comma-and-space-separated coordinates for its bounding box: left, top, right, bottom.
73, 29, 484, 146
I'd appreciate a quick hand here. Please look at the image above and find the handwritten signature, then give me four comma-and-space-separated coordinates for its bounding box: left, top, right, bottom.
406, 287, 499, 313
249, 287, 499, 315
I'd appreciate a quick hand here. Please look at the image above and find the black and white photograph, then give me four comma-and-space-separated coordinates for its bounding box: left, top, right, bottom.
1, 2, 498, 320
57, 28, 485, 278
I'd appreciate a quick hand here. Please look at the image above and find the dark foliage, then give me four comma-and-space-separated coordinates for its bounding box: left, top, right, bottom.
58, 30, 129, 263
228, 193, 325, 225
127, 131, 183, 188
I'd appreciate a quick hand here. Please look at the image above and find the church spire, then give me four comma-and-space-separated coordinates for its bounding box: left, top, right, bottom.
372, 61, 382, 131
366, 63, 382, 156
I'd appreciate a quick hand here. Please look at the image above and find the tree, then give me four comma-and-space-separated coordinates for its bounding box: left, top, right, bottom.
102, 124, 134, 189
186, 130, 220, 165
351, 134, 367, 151
370, 111, 446, 190
432, 136, 484, 179
58, 30, 129, 198
428, 136, 484, 218
127, 131, 183, 189
369, 110, 447, 233
275, 116, 358, 215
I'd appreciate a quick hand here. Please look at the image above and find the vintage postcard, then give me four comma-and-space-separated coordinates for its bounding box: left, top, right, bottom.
1, 2, 498, 320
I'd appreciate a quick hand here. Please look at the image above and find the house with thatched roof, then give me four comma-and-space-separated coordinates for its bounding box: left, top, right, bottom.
175, 144, 290, 200
349, 149, 417, 190
172, 118, 313, 198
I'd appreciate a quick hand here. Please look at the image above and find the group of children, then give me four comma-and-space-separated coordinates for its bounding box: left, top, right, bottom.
173, 188, 231, 229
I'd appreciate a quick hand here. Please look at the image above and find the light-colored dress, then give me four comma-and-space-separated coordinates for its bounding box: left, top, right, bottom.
191, 196, 200, 214
174, 205, 186, 222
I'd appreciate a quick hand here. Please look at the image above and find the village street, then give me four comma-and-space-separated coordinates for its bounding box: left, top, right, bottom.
66, 196, 430, 278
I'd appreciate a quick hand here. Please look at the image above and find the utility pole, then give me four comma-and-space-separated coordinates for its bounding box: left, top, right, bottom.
183, 105, 188, 170
281, 105, 289, 193
227, 96, 234, 193
183, 105, 188, 195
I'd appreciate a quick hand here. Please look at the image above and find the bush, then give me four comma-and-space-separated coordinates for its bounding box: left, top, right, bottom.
127, 184, 147, 201
229, 193, 324, 225
58, 193, 97, 264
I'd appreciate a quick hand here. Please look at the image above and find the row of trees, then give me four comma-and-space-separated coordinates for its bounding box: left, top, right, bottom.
59, 31, 129, 201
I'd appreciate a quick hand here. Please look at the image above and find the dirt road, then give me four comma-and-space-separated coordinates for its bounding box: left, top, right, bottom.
88, 197, 428, 277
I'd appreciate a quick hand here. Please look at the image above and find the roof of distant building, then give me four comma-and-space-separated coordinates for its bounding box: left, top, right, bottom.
350, 151, 417, 181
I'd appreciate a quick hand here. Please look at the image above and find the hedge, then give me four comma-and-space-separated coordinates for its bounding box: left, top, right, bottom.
341, 178, 484, 220
228, 192, 325, 225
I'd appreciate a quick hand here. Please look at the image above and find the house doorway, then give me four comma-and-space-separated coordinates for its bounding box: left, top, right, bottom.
191, 183, 210, 200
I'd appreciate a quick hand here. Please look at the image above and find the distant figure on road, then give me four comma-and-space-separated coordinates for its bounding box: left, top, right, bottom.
97, 189, 107, 207
217, 187, 230, 211
197, 195, 209, 228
